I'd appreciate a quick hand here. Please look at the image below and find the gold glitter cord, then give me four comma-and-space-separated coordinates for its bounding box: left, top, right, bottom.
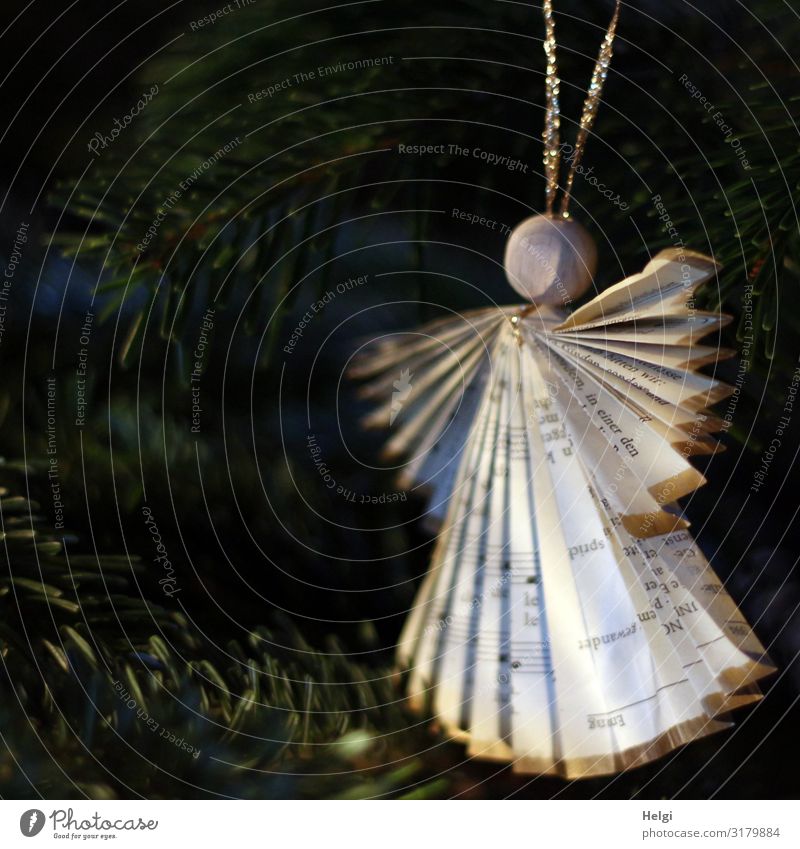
559, 0, 621, 217
542, 0, 560, 218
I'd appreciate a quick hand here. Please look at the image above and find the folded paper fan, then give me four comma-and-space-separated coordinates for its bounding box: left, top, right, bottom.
350, 248, 774, 778
350, 2, 774, 778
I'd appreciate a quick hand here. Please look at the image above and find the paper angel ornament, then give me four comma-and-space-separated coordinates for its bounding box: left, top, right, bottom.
351, 1, 773, 778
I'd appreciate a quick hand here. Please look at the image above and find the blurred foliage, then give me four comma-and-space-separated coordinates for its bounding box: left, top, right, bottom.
0, 0, 799, 799
46, 0, 800, 367
0, 461, 447, 798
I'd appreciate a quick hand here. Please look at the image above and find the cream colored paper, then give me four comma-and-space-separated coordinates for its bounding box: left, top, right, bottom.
356, 250, 773, 778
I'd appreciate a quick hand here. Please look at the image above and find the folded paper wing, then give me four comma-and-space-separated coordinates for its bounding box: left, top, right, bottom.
350, 249, 773, 778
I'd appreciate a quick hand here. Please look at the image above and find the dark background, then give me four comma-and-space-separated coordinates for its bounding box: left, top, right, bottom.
0, 0, 798, 799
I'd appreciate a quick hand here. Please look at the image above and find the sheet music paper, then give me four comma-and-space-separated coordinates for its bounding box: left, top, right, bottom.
353, 249, 774, 778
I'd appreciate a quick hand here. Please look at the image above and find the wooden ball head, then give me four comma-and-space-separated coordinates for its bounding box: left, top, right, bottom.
503, 214, 597, 306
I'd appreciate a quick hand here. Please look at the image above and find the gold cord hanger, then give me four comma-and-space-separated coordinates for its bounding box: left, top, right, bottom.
542, 0, 561, 218
540, 1, 622, 218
